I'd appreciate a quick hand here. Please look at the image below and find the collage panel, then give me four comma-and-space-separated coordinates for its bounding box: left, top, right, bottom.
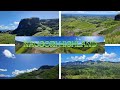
0, 11, 59, 44
0, 46, 59, 79
61, 11, 120, 44
61, 46, 120, 79
15, 36, 105, 54
0, 11, 120, 79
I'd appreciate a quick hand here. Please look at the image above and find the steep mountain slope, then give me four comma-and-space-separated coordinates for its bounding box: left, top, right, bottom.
12, 17, 58, 36
13, 65, 59, 79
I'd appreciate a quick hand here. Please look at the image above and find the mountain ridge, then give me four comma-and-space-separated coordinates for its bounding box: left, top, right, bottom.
11, 17, 58, 36
62, 60, 120, 66
13, 65, 59, 79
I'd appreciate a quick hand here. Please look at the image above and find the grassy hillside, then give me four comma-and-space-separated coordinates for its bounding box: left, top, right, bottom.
14, 65, 59, 79
0, 33, 15, 44
62, 16, 120, 44
52, 43, 105, 54
0, 18, 59, 44
62, 62, 120, 79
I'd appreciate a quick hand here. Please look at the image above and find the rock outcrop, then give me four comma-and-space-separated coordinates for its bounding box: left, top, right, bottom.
11, 17, 59, 36
115, 14, 120, 21
12, 17, 40, 36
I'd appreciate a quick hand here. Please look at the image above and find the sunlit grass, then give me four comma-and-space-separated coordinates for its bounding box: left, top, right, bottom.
0, 33, 15, 44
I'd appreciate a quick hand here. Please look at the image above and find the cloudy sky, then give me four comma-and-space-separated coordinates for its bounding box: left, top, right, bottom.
62, 46, 120, 63
15, 36, 104, 43
0, 46, 59, 78
0, 11, 59, 30
62, 11, 120, 15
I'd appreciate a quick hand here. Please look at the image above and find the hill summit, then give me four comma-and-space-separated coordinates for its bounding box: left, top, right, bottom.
115, 14, 120, 21
11, 17, 58, 36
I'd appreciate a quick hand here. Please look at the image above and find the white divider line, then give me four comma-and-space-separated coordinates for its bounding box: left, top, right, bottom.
0, 44, 15, 46
59, 11, 61, 79
59, 53, 61, 79
105, 44, 120, 46
59, 11, 61, 36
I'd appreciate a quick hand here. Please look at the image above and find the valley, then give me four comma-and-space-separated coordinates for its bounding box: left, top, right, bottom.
62, 61, 120, 79
62, 14, 120, 44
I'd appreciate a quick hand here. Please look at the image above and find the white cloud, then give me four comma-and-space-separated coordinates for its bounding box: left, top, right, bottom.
62, 11, 119, 15
11, 25, 16, 28
87, 52, 116, 61
12, 68, 37, 76
64, 51, 119, 62
62, 11, 85, 14
117, 11, 120, 13
78, 55, 86, 60
10, 24, 13, 25
0, 21, 19, 30
77, 11, 85, 14
0, 74, 10, 77
0, 25, 9, 30
62, 11, 76, 14
3, 49, 16, 59
0, 24, 16, 30
103, 52, 116, 59
99, 52, 116, 61
0, 69, 7, 72
70, 55, 86, 61
87, 54, 101, 60
14, 21, 19, 25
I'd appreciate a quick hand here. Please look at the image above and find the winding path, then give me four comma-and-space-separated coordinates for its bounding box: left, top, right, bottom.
92, 28, 106, 36
32, 47, 59, 53
35, 76, 42, 79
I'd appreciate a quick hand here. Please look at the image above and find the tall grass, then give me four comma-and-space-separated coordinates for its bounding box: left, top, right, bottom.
0, 33, 15, 44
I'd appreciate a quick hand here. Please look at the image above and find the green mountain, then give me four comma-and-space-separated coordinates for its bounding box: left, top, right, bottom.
13, 65, 59, 79
62, 14, 120, 44
62, 61, 120, 79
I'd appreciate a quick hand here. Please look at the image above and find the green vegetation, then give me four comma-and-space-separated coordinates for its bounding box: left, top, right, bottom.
15, 41, 33, 54
52, 43, 105, 54
0, 33, 15, 44
16, 42, 104, 54
0, 18, 58, 44
33, 30, 58, 36
62, 62, 120, 79
14, 65, 59, 79
62, 15, 120, 44
16, 46, 32, 54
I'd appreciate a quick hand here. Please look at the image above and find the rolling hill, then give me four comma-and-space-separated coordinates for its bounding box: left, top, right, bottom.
62, 14, 120, 44
13, 65, 59, 79
62, 60, 120, 79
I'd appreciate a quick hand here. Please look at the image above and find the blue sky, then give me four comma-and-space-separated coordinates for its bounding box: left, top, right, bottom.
62, 46, 120, 63
15, 36, 104, 43
0, 11, 59, 30
62, 11, 120, 15
0, 46, 59, 78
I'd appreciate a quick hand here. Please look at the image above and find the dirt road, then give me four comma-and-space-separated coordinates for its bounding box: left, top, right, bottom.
32, 47, 59, 53
92, 28, 106, 36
